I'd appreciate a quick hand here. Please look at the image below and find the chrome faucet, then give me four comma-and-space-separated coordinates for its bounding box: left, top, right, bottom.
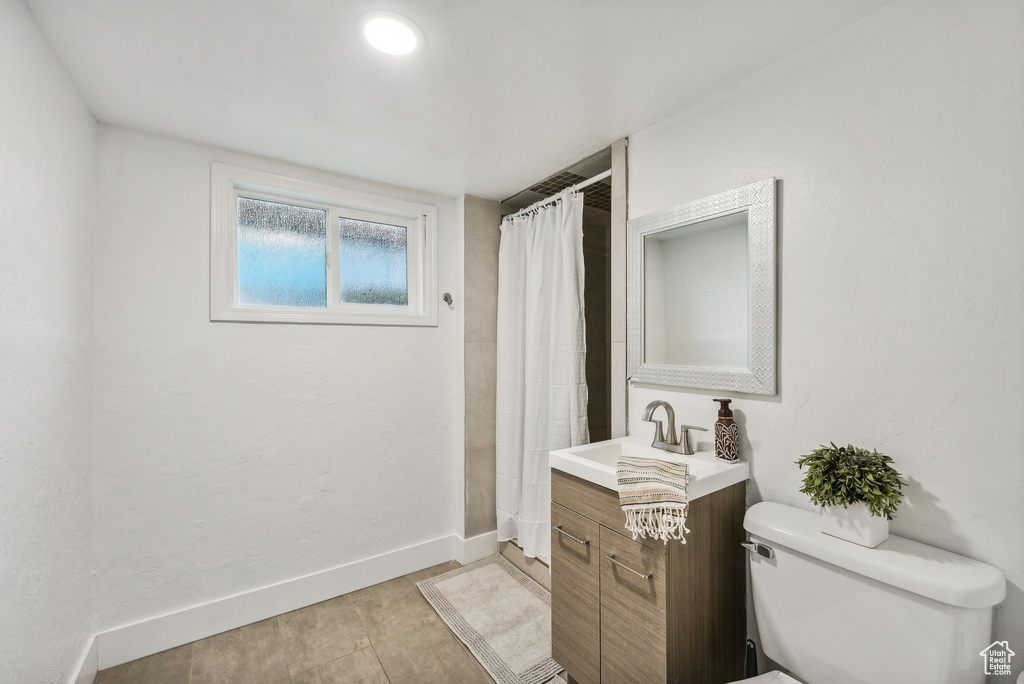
641, 400, 677, 445
641, 400, 708, 455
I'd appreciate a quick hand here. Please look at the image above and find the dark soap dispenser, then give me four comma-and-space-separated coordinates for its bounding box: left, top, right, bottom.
713, 398, 739, 462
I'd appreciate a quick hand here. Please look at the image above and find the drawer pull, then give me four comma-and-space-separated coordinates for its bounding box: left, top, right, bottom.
605, 553, 652, 579
553, 524, 590, 545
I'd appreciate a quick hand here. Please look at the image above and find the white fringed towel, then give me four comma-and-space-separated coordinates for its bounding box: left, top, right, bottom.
616, 456, 691, 544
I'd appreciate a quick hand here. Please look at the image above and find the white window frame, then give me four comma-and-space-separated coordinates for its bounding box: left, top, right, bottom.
210, 163, 437, 326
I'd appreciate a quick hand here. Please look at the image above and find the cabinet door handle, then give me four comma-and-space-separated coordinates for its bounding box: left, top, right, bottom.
605, 553, 652, 579
553, 524, 589, 545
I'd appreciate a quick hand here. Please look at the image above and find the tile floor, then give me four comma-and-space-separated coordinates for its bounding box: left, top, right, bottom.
96, 561, 494, 684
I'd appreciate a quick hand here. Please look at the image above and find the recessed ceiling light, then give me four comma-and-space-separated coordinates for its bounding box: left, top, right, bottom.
360, 11, 423, 56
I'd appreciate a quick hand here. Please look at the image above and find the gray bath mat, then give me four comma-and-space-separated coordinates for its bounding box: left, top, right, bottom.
417, 554, 561, 684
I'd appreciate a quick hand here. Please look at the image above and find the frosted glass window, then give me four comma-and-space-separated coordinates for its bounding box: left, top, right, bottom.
212, 163, 436, 325
338, 217, 408, 306
237, 197, 327, 308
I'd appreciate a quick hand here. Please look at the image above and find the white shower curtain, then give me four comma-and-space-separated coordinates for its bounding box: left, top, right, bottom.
495, 189, 589, 563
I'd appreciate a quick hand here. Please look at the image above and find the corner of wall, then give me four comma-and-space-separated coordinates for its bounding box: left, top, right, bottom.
69, 636, 98, 684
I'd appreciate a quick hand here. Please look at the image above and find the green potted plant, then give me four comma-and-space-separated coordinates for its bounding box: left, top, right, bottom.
796, 443, 904, 548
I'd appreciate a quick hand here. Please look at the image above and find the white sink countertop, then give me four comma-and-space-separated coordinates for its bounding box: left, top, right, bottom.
550, 435, 750, 500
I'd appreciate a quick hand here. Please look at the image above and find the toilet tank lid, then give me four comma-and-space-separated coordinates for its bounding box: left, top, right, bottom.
744, 502, 1006, 609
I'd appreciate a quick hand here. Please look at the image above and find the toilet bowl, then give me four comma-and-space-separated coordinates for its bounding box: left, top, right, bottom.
731, 502, 1006, 684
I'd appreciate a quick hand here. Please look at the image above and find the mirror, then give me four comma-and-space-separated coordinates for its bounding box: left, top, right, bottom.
644, 210, 749, 369
627, 179, 776, 395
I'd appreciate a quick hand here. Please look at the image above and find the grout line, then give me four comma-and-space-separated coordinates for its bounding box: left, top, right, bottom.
291, 645, 385, 682
289, 662, 322, 680
275, 615, 294, 682
187, 642, 195, 684
368, 642, 392, 684
345, 592, 378, 650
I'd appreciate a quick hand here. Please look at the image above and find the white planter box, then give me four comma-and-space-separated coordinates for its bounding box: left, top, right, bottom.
820, 502, 889, 548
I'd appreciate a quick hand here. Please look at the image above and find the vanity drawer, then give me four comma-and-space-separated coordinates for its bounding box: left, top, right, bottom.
599, 526, 668, 684
551, 503, 601, 684
552, 469, 667, 554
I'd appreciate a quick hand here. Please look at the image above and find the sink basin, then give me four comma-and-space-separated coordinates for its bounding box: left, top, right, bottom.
549, 436, 750, 500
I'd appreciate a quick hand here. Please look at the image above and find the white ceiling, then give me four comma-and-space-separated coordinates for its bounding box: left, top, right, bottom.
27, 0, 891, 199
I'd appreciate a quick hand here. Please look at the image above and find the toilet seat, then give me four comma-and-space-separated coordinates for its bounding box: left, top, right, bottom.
729, 671, 801, 683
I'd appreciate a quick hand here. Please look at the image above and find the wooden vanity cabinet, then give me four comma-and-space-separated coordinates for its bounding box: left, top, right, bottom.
550, 469, 746, 684
599, 524, 669, 683
551, 502, 601, 684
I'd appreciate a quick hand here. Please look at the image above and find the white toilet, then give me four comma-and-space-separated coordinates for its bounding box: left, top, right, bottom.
734, 502, 1006, 684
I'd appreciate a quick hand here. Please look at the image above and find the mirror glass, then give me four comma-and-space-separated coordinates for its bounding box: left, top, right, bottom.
643, 210, 749, 370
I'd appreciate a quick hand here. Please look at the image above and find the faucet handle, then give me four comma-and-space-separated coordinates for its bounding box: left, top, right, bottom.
649, 419, 666, 444
678, 425, 708, 455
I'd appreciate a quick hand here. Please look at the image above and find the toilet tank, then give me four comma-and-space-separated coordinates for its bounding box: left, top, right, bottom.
744, 502, 1005, 684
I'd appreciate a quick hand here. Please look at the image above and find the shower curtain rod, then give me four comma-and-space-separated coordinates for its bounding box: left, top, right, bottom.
504, 168, 612, 221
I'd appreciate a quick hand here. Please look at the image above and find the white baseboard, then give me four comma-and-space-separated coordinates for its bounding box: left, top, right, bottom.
94, 533, 458, 670
69, 634, 97, 684
89, 531, 501, 671
453, 529, 498, 565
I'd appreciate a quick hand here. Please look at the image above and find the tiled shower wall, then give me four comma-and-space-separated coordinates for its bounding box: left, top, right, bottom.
583, 207, 612, 442
463, 195, 502, 538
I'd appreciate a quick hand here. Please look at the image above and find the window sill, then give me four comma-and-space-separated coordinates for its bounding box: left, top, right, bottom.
211, 305, 438, 327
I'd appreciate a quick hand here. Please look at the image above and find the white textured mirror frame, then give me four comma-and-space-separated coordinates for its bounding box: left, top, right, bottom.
627, 178, 777, 395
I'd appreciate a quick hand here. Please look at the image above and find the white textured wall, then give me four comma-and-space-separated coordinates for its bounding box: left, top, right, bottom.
92, 127, 460, 632
627, 0, 1024, 676
0, 0, 97, 680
